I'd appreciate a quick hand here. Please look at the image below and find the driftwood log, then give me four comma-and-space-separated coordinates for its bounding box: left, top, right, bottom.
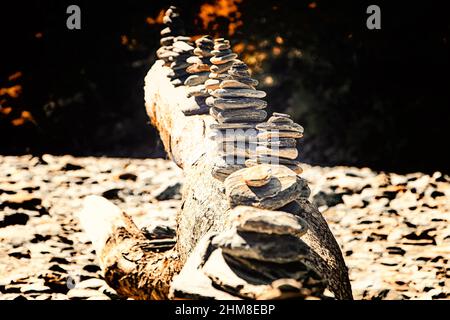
77, 60, 353, 300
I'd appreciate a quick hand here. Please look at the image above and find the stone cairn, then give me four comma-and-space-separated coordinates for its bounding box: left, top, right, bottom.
156, 7, 194, 87
209, 60, 268, 180
156, 6, 185, 65
205, 38, 238, 105
182, 36, 214, 114
246, 112, 304, 175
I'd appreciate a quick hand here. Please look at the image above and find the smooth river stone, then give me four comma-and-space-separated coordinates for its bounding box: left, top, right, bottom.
229, 61, 248, 69
158, 51, 179, 60
171, 61, 190, 70
257, 138, 297, 148
244, 159, 303, 175
237, 77, 259, 87
160, 36, 174, 46
220, 80, 253, 89
256, 146, 299, 160
224, 164, 307, 210
210, 123, 257, 130
210, 53, 238, 64
272, 112, 290, 118
210, 107, 267, 123
174, 36, 191, 42
211, 49, 233, 56
211, 230, 310, 264
194, 48, 213, 57
186, 56, 209, 64
186, 84, 208, 97
268, 116, 294, 125
212, 89, 267, 99
229, 70, 251, 78
217, 144, 255, 158
256, 155, 301, 167
209, 128, 258, 143
242, 164, 273, 187
256, 122, 304, 133
184, 72, 210, 86
229, 205, 309, 238
160, 27, 172, 36
209, 73, 231, 80
195, 37, 213, 45
173, 42, 194, 52
214, 43, 230, 50
213, 98, 267, 110
212, 158, 246, 181
205, 79, 220, 90
258, 130, 303, 139
186, 64, 210, 73
210, 61, 235, 74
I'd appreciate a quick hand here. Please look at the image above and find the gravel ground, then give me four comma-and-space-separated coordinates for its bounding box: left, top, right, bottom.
0, 155, 449, 300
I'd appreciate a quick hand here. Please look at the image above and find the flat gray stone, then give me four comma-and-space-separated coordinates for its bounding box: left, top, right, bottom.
212, 88, 266, 99
214, 98, 267, 110
210, 107, 267, 123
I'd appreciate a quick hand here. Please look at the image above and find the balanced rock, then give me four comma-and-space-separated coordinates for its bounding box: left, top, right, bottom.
209, 60, 268, 181
246, 113, 305, 174
182, 35, 214, 115
156, 7, 186, 66
224, 164, 309, 210
206, 38, 236, 92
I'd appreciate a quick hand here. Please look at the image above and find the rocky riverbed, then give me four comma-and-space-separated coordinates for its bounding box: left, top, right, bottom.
0, 155, 449, 300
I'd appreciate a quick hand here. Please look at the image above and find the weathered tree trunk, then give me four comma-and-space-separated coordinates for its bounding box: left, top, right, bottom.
77, 196, 178, 299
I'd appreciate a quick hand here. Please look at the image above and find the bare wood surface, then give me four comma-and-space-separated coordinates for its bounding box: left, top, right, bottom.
77, 196, 178, 300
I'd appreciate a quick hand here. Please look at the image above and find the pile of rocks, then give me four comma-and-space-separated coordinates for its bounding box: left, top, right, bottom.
156, 6, 185, 65
156, 7, 194, 87
171, 205, 326, 300
205, 38, 237, 96
166, 37, 194, 87
181, 36, 214, 114
246, 113, 304, 174
209, 61, 268, 180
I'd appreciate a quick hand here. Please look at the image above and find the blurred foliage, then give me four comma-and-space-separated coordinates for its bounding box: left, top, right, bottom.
0, 0, 449, 172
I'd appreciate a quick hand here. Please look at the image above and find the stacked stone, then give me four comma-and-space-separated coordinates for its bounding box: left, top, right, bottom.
184, 36, 214, 99
204, 38, 238, 98
246, 113, 304, 174
156, 6, 185, 65
166, 37, 194, 87
209, 61, 268, 180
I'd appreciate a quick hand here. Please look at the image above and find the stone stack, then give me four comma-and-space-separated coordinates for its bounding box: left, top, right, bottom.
246, 113, 304, 174
184, 36, 214, 100
167, 37, 194, 87
155, 7, 194, 87
204, 38, 238, 98
209, 61, 268, 180
156, 6, 185, 65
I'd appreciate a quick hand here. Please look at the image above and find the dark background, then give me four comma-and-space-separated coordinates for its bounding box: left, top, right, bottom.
1, 0, 449, 173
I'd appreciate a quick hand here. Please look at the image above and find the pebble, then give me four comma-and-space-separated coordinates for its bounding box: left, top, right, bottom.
212, 88, 266, 99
